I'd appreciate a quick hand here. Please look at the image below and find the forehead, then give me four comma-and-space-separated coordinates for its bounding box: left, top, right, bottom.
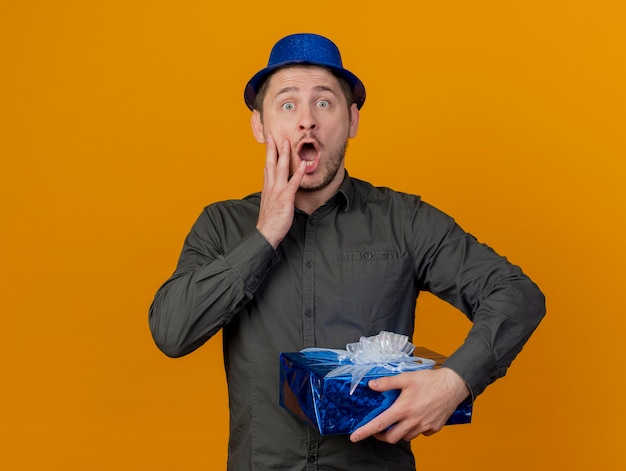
265, 65, 343, 94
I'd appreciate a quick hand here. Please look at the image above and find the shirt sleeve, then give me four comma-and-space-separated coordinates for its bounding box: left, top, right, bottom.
148, 205, 279, 358
411, 200, 546, 398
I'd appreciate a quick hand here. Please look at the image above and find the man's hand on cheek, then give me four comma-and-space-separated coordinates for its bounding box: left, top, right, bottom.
256, 134, 306, 249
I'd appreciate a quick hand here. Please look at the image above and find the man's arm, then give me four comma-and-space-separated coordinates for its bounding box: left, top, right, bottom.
352, 201, 545, 442
413, 201, 546, 397
149, 219, 279, 358
149, 134, 304, 357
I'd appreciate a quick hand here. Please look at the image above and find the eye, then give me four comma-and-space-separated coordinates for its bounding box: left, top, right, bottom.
316, 100, 329, 108
282, 102, 295, 111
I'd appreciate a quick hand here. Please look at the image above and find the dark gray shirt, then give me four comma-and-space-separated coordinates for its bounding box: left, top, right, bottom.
149, 174, 545, 470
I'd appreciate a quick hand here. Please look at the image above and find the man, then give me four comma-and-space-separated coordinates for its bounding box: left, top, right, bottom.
149, 33, 545, 470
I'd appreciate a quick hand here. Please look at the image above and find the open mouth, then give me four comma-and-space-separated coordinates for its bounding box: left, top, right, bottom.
297, 138, 320, 173
296, 137, 320, 175
298, 141, 318, 160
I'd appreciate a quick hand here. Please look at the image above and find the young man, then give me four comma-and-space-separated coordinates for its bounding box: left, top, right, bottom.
149, 33, 545, 470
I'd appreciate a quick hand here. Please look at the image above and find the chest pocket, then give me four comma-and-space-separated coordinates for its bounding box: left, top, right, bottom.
340, 250, 407, 323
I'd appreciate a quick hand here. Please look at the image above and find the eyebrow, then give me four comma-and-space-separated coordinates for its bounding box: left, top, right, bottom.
275, 86, 299, 98
274, 85, 338, 99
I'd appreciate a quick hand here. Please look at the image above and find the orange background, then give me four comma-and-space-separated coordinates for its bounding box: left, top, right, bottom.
2, 1, 624, 469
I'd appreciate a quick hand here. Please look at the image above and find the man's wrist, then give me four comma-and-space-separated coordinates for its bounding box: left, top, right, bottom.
441, 366, 472, 404
256, 224, 282, 249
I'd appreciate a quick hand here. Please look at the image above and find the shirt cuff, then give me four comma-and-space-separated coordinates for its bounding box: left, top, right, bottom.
442, 339, 498, 399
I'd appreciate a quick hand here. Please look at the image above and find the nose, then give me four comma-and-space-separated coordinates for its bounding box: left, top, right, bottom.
298, 106, 317, 131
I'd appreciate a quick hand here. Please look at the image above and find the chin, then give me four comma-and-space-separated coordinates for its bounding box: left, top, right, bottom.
298, 173, 335, 193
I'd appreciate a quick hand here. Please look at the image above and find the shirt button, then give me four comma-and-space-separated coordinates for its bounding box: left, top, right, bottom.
305, 309, 313, 317
305, 260, 314, 268
308, 218, 316, 225
363, 251, 373, 259
307, 455, 316, 463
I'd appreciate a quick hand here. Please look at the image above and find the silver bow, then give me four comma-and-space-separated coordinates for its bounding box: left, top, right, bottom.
305, 331, 436, 395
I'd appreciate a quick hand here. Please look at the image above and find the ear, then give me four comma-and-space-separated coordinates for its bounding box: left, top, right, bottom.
251, 110, 266, 143
348, 103, 360, 138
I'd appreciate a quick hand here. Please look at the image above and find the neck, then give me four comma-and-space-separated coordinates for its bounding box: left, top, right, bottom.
295, 191, 330, 215
295, 176, 344, 215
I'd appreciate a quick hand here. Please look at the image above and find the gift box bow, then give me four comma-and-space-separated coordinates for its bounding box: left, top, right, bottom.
302, 331, 436, 395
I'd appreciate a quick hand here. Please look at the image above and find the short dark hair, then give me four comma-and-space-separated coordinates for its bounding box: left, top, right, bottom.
253, 65, 355, 116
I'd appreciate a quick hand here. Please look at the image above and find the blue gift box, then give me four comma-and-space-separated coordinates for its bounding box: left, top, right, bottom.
279, 346, 472, 435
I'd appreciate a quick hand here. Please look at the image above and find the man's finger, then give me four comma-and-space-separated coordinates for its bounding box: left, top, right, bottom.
367, 375, 405, 392
288, 160, 306, 190
265, 134, 278, 166
350, 406, 401, 443
264, 134, 278, 187
276, 139, 291, 171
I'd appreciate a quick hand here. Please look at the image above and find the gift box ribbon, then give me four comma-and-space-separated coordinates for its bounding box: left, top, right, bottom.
302, 331, 436, 395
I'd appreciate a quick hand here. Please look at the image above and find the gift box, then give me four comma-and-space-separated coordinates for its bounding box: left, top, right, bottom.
279, 332, 472, 435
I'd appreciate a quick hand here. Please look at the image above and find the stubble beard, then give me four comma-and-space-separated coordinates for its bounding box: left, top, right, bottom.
297, 140, 349, 193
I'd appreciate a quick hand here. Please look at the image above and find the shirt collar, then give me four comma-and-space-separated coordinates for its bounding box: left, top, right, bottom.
336, 171, 354, 212
296, 171, 354, 216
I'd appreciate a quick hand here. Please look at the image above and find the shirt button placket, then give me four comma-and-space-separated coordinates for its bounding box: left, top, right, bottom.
306, 426, 319, 470
302, 217, 317, 348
